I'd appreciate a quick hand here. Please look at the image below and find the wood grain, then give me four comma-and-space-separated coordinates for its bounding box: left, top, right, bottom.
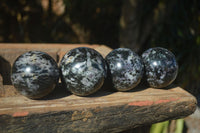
0, 44, 197, 133
0, 87, 197, 133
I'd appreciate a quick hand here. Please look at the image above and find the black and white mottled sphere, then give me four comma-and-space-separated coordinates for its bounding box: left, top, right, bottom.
11, 51, 59, 99
60, 47, 107, 96
105, 48, 144, 91
142, 47, 178, 88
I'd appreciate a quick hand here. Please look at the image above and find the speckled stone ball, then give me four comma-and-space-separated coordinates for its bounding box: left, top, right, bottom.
11, 51, 59, 99
105, 48, 144, 91
60, 47, 107, 96
142, 47, 178, 88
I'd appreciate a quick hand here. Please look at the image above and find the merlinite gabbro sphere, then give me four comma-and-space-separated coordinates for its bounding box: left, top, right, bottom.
60, 47, 107, 96
142, 47, 178, 88
11, 51, 59, 99
105, 48, 144, 91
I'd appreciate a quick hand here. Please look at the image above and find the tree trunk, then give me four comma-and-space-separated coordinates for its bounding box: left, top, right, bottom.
120, 0, 176, 53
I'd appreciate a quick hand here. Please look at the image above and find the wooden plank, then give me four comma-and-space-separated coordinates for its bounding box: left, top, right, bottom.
0, 43, 100, 65
0, 44, 197, 133
0, 43, 99, 49
0, 87, 197, 133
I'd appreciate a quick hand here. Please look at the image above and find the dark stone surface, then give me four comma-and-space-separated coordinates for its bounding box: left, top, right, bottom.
60, 47, 107, 96
105, 48, 144, 91
11, 51, 59, 99
142, 47, 178, 88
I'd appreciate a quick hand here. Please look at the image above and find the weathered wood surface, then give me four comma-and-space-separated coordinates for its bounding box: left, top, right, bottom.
0, 86, 197, 133
0, 43, 109, 64
0, 44, 197, 133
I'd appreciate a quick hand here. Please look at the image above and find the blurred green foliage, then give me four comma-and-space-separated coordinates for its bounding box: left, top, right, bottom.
150, 121, 169, 133
150, 119, 184, 133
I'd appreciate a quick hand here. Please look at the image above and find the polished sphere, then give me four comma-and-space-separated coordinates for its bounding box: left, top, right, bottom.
11, 51, 59, 99
60, 47, 107, 96
142, 47, 178, 88
105, 48, 144, 91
